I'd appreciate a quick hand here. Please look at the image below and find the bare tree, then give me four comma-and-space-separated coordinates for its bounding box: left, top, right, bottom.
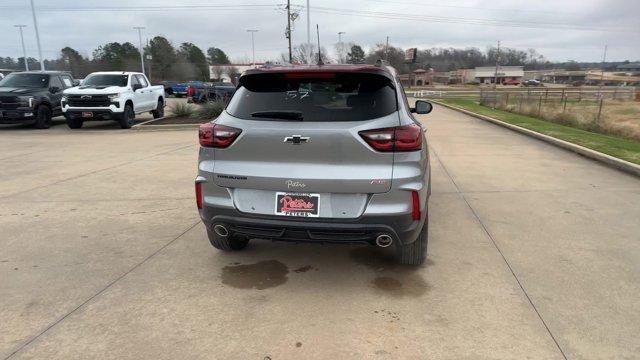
212, 66, 225, 81
225, 65, 240, 85
291, 43, 330, 64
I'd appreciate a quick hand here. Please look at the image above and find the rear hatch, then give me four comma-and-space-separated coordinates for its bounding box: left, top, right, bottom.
210, 70, 400, 218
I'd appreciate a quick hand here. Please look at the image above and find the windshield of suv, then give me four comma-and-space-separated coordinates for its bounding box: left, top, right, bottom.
227, 72, 397, 121
0, 73, 49, 88
82, 74, 129, 87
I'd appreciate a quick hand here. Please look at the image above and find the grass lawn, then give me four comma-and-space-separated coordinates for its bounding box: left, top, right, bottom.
436, 98, 640, 165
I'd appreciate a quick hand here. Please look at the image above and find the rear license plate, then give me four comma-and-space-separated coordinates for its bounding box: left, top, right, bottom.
275, 192, 320, 217
82, 112, 93, 118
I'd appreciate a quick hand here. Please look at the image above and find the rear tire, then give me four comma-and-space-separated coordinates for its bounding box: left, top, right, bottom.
396, 213, 428, 266
207, 229, 249, 251
118, 104, 135, 129
33, 105, 52, 129
65, 116, 83, 129
151, 99, 164, 119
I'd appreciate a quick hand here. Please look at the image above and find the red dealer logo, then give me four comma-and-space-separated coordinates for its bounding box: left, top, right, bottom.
279, 196, 315, 213
275, 193, 320, 217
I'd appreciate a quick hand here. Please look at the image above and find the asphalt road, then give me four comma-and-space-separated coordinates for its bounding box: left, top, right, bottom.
1, 105, 639, 359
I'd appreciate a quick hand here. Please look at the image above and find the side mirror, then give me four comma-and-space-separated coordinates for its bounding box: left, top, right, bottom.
72, 80, 80, 86
49, 86, 60, 94
132, 84, 143, 91
412, 100, 433, 114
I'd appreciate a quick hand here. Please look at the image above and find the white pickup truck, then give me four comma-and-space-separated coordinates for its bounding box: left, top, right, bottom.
62, 71, 165, 129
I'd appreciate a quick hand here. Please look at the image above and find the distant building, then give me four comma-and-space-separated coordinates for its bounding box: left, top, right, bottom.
398, 68, 434, 87
541, 70, 586, 84
469, 66, 524, 84
209, 63, 264, 83
451, 69, 474, 84
617, 62, 640, 74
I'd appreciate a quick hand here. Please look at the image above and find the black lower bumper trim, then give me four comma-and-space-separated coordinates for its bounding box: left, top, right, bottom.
219, 216, 395, 245
65, 109, 121, 121
201, 205, 423, 245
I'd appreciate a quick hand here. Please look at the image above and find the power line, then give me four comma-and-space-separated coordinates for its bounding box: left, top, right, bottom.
0, 4, 280, 12
366, 0, 579, 17
1, 2, 631, 32
308, 5, 638, 33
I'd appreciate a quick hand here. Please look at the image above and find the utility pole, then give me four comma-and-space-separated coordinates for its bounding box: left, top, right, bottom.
598, 44, 608, 97
338, 31, 345, 64
133, 27, 146, 75
384, 36, 389, 62
306, 0, 311, 65
493, 40, 500, 88
247, 29, 259, 67
14, 25, 29, 71
29, 0, 44, 71
146, 38, 152, 80
316, 24, 323, 65
286, 0, 293, 63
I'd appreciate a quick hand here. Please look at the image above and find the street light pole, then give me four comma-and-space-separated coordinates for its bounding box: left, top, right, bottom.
29, 0, 45, 71
306, 0, 311, 65
493, 40, 500, 88
14, 25, 29, 71
247, 30, 259, 68
133, 26, 146, 75
338, 31, 345, 64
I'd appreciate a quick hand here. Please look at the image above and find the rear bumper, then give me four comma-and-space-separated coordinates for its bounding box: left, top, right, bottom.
199, 204, 425, 246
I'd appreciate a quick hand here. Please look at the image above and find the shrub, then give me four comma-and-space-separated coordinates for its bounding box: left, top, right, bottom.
169, 102, 194, 118
196, 100, 226, 119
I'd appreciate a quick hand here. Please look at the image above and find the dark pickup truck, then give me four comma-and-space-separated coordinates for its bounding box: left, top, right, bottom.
0, 71, 77, 129
190, 82, 236, 104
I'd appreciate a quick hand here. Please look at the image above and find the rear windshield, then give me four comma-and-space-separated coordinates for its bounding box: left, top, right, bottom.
82, 74, 129, 87
226, 72, 397, 121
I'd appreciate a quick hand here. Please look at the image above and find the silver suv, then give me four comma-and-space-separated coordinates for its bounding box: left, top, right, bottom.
195, 64, 433, 265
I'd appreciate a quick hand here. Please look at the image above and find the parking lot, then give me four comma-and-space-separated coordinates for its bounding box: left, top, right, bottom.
1, 104, 639, 359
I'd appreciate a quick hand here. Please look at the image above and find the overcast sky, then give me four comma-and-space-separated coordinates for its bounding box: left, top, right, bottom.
1, 0, 639, 64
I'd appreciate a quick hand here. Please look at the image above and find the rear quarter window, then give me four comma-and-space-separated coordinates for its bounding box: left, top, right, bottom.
226, 72, 397, 121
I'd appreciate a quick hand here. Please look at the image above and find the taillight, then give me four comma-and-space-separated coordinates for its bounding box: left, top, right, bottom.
411, 191, 420, 220
199, 123, 242, 148
195, 182, 203, 209
187, 86, 196, 97
359, 124, 422, 152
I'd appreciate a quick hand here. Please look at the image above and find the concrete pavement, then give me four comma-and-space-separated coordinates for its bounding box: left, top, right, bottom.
0, 105, 638, 359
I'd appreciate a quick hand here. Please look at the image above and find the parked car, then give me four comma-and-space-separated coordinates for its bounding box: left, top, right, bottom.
172, 80, 203, 97
0, 71, 77, 129
195, 64, 433, 265
503, 79, 521, 86
62, 71, 165, 129
161, 81, 177, 96
522, 79, 542, 87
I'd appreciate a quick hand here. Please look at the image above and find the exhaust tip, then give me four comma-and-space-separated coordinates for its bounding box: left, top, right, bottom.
213, 224, 229, 237
375, 234, 393, 248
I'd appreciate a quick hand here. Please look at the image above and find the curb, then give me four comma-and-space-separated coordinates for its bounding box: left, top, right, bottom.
132, 117, 201, 131
133, 124, 199, 131
431, 100, 640, 178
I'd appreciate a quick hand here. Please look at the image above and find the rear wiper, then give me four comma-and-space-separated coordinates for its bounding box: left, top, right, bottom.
251, 111, 303, 121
